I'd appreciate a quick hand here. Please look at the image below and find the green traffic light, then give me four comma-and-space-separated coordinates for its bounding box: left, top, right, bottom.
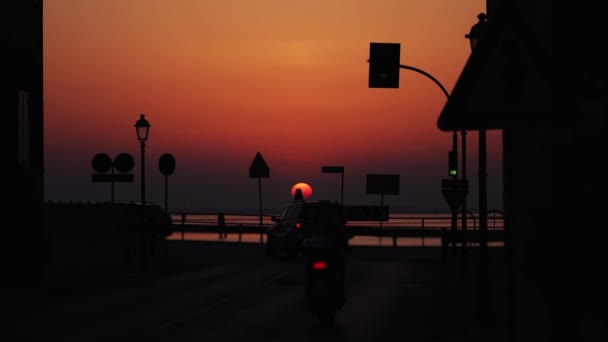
381, 73, 388, 80
448, 150, 457, 177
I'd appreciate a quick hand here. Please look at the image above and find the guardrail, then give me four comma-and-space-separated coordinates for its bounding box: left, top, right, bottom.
167, 211, 504, 247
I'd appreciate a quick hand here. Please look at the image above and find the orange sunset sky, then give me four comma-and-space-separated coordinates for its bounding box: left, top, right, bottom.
43, 0, 502, 213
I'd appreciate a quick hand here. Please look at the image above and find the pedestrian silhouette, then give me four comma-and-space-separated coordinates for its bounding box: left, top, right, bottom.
218, 212, 226, 239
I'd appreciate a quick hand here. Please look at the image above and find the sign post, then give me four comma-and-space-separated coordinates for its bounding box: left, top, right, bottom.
366, 174, 400, 245
441, 178, 469, 255
249, 152, 270, 243
91, 153, 134, 203
158, 153, 176, 212
321, 165, 345, 205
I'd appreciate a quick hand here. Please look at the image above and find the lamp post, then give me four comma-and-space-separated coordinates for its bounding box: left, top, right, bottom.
466, 12, 489, 326
135, 114, 151, 206
466, 12, 489, 259
134, 114, 150, 270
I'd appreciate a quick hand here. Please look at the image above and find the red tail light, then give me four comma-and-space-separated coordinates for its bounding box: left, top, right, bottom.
295, 221, 301, 229
344, 221, 349, 227
313, 261, 328, 270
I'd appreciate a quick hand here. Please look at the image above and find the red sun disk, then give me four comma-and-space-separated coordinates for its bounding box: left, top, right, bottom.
291, 182, 313, 199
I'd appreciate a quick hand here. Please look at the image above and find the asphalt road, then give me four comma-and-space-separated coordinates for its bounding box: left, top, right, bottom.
1, 241, 508, 341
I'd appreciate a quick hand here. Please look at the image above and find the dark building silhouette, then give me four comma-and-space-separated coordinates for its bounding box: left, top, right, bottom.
440, 0, 606, 340
3, 0, 45, 289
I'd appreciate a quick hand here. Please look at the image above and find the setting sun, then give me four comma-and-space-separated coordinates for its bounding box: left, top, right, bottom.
41, 0, 496, 212
291, 182, 313, 200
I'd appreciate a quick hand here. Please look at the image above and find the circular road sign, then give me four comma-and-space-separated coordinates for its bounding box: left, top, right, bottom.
92, 153, 112, 173
159, 153, 176, 176
114, 153, 135, 173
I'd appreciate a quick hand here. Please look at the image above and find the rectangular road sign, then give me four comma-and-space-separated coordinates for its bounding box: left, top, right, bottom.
366, 174, 400, 195
321, 166, 344, 173
343, 205, 389, 221
92, 173, 134, 183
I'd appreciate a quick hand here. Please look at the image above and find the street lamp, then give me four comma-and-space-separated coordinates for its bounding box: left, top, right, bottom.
466, 11, 489, 325
465, 13, 487, 50
465, 12, 489, 251
135, 114, 150, 206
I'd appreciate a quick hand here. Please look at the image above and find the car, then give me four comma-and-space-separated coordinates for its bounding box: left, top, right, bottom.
265, 198, 349, 258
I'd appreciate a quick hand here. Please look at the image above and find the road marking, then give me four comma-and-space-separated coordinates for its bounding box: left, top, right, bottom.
149, 270, 292, 336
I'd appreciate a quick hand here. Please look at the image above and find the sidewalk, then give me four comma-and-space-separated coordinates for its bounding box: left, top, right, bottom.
347, 244, 509, 341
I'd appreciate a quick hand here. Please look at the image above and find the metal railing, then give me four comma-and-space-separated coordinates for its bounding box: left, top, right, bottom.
167, 211, 504, 247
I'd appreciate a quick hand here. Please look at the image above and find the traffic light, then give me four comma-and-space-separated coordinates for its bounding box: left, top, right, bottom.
368, 42, 400, 88
448, 150, 458, 177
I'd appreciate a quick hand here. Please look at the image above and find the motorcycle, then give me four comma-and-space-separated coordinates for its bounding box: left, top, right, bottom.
301, 237, 346, 327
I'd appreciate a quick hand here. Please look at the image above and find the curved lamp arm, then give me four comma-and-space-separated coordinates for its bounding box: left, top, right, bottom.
399, 64, 450, 99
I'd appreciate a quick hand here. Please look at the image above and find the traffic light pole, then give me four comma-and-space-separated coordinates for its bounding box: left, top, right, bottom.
399, 65, 468, 256
399, 63, 487, 321
451, 132, 458, 256
461, 129, 469, 273
370, 57, 472, 260
370, 45, 483, 321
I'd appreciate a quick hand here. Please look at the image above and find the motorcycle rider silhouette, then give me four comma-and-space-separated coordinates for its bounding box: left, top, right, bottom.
299, 199, 348, 318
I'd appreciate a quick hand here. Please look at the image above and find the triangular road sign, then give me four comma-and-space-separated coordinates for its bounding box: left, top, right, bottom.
442, 188, 466, 212
441, 179, 468, 211
249, 152, 269, 178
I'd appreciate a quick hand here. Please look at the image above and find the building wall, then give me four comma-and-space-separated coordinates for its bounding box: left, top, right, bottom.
3, 0, 45, 290
501, 1, 606, 340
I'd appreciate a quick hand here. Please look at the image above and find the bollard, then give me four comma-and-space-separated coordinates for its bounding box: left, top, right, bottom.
421, 219, 425, 247
181, 213, 186, 241
441, 227, 448, 263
